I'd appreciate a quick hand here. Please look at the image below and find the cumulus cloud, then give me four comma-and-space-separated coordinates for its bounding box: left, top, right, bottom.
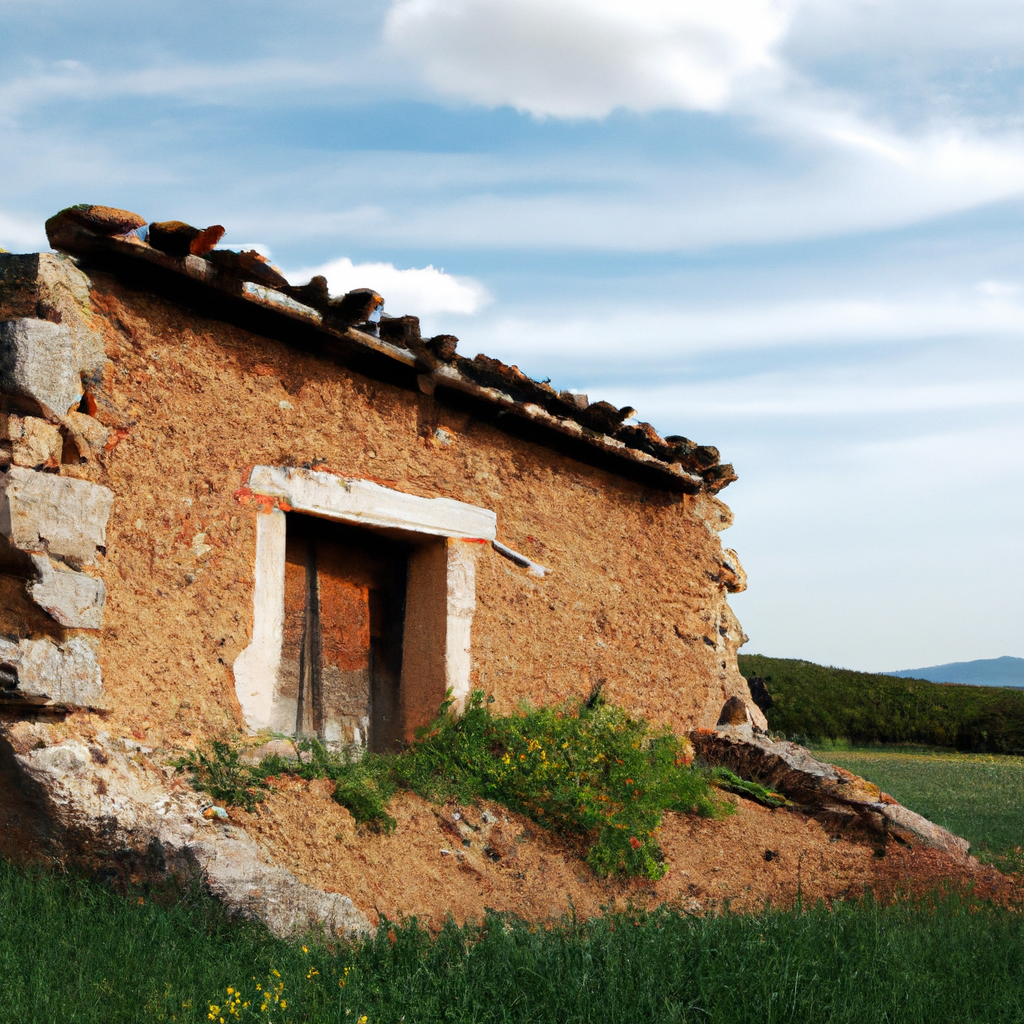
384, 0, 796, 117
287, 256, 490, 317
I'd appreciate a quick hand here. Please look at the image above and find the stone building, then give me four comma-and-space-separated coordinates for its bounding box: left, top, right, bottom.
0, 207, 980, 937
0, 204, 762, 753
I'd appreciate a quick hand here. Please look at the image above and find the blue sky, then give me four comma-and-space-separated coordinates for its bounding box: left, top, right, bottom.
2, 0, 1022, 671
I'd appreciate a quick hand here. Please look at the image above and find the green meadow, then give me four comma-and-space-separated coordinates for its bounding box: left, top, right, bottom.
2, 858, 1024, 1024
7, 660, 1024, 1023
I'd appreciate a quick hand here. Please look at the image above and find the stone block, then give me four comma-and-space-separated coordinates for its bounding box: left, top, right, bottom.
0, 635, 105, 708
0, 415, 62, 469
0, 319, 83, 417
0, 253, 106, 382
0, 466, 114, 568
28, 554, 106, 629
63, 410, 110, 452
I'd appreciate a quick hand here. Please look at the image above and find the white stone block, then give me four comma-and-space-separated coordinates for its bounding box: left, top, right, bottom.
0, 318, 83, 417
0, 466, 113, 568
28, 553, 106, 629
0, 635, 105, 708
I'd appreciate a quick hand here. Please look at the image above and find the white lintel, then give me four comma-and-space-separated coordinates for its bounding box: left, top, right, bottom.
247, 465, 496, 541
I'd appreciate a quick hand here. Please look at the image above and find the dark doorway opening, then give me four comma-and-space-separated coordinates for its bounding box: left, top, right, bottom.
280, 514, 409, 753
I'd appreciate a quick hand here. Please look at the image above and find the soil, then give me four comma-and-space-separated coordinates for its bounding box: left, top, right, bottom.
234, 779, 1016, 931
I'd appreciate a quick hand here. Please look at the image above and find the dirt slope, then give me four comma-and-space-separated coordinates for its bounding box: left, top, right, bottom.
234, 778, 1013, 930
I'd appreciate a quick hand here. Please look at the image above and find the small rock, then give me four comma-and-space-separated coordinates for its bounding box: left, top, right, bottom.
46, 205, 146, 239
0, 634, 105, 708
28, 553, 107, 629
717, 696, 750, 727
0, 466, 114, 568
426, 334, 458, 361
63, 410, 110, 452
0, 414, 62, 469
148, 221, 225, 257
331, 288, 384, 326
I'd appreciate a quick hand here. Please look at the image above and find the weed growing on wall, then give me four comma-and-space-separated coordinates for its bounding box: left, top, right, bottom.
180, 692, 729, 880
172, 739, 271, 813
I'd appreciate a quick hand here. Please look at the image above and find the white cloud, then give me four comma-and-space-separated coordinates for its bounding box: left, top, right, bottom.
286, 256, 490, 317
0, 208, 47, 250
476, 290, 1024, 364
616, 367, 1024, 421
384, 0, 796, 117
377, 0, 1024, 248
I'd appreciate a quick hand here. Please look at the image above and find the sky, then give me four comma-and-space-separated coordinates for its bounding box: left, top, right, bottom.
1, 0, 1022, 672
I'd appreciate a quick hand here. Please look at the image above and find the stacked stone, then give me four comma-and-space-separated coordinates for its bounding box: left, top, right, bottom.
0, 234, 116, 709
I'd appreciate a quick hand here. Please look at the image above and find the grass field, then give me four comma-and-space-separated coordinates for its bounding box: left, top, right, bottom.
814, 745, 1024, 871
3, 859, 1024, 1024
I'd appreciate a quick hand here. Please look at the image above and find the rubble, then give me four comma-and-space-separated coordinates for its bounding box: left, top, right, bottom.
1, 728, 369, 938
691, 722, 974, 864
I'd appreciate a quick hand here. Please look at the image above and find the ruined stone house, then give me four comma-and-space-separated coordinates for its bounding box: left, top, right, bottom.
0, 207, 981, 937
0, 204, 763, 752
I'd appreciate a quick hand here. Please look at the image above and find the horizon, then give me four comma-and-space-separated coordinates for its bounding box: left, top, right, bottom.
2, 0, 1022, 673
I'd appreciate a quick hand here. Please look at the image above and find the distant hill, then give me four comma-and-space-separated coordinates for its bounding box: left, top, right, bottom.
738, 654, 1024, 753
887, 656, 1024, 688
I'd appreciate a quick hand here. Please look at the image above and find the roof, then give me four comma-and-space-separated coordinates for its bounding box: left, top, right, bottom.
42, 205, 736, 495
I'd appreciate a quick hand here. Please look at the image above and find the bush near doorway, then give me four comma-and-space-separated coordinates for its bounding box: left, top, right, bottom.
177, 691, 739, 880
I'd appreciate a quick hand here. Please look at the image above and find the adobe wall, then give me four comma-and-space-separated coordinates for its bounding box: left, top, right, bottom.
0, 256, 757, 748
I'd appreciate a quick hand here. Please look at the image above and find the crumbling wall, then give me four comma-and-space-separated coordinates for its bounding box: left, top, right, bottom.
0, 255, 114, 712
0, 253, 759, 751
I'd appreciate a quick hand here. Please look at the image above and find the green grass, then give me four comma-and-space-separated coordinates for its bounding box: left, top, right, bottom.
813, 746, 1024, 872
4, 859, 1024, 1024
739, 653, 1024, 752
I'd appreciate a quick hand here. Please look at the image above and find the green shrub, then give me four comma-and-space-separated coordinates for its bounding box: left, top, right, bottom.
179, 691, 727, 880
383, 690, 724, 879
170, 739, 270, 812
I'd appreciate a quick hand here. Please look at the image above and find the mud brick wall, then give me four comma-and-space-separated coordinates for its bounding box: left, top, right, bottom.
0, 254, 758, 748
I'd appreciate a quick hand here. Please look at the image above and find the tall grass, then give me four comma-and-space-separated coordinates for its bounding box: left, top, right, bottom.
2, 858, 1024, 1023
740, 653, 1024, 752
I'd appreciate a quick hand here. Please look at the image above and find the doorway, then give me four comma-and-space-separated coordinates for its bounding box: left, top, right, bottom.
279, 514, 409, 753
